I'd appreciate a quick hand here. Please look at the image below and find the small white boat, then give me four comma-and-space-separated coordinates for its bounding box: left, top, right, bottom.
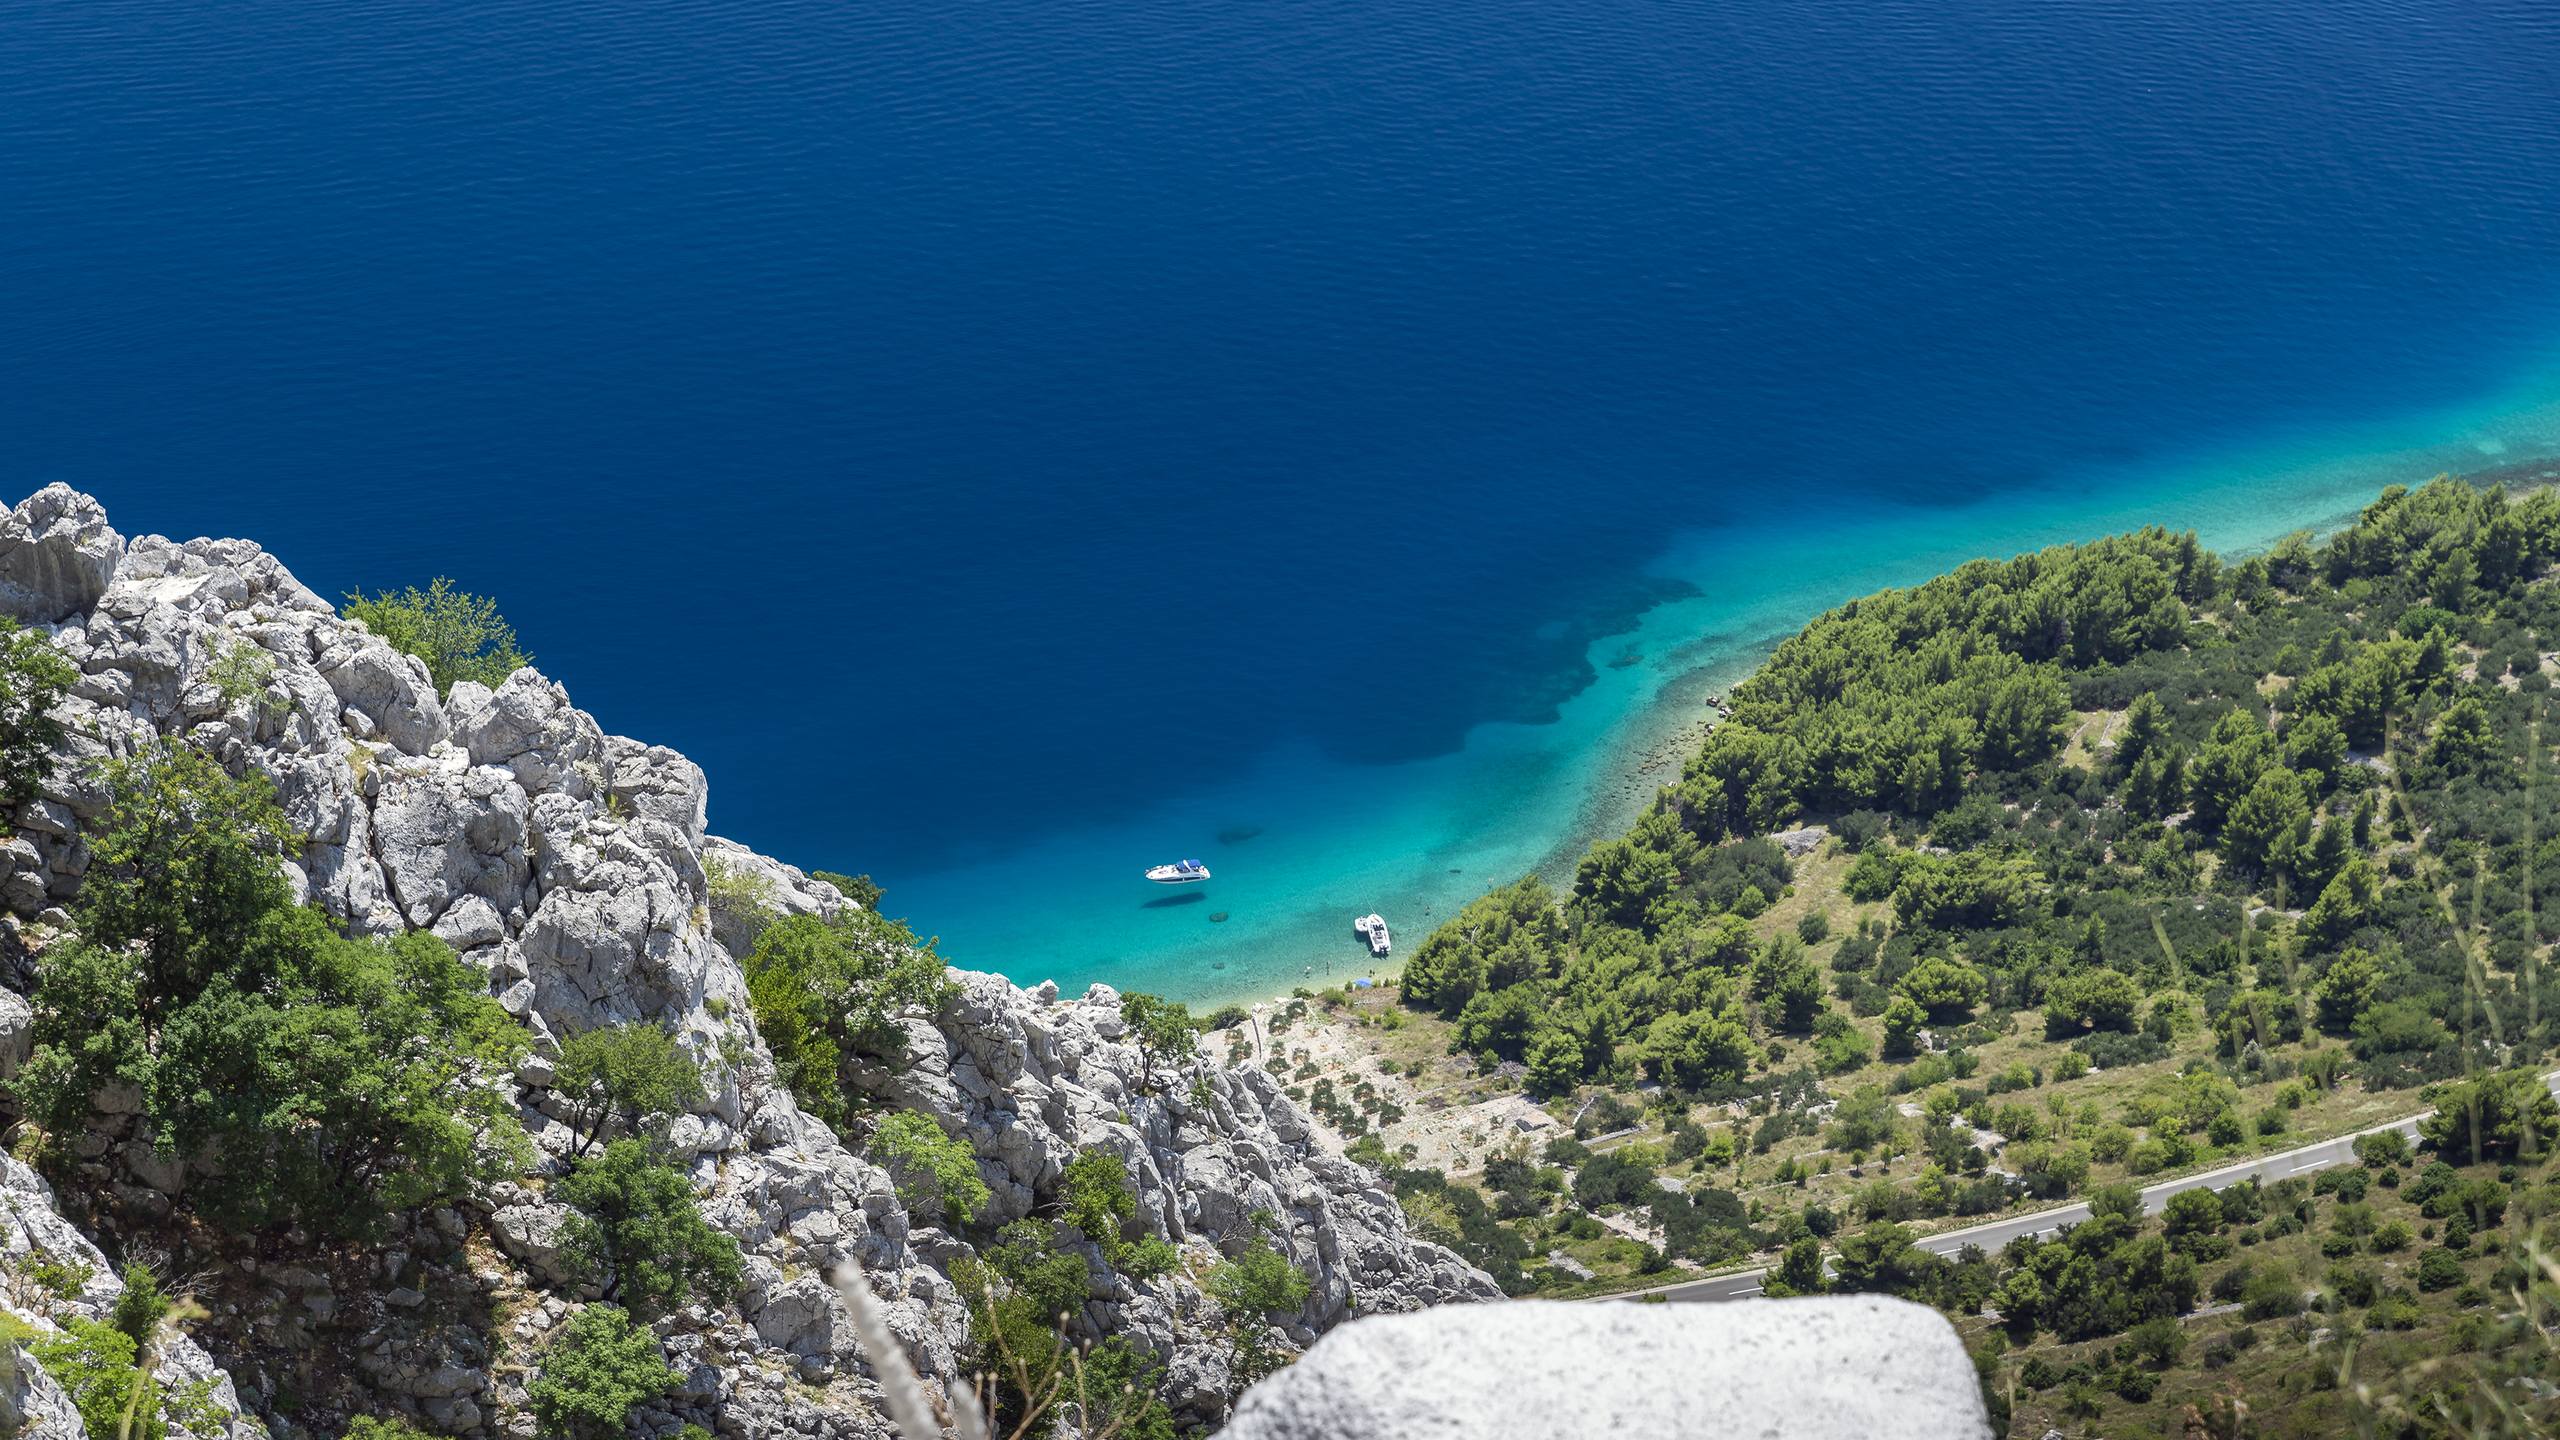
1354, 913, 1392, 957
1146, 859, 1212, 884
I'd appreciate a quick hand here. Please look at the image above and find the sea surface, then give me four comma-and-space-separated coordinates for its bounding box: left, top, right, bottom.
6, 0, 2560, 1004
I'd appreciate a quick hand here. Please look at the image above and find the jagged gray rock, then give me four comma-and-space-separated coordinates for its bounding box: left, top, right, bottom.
0, 485, 125, 625
0, 1154, 260, 1440
0, 486, 1500, 1440
1217, 1296, 1993, 1440
0, 1337, 87, 1440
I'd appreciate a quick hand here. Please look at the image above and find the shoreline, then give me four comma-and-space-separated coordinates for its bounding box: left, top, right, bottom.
1175, 455, 2560, 1014
914, 348, 2560, 1013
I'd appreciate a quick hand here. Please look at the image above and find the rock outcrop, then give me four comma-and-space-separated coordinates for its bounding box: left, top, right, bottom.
1217, 1296, 1993, 1440
0, 1154, 258, 1440
0, 485, 1499, 1440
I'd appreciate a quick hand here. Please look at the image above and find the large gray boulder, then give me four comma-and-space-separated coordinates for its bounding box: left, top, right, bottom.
1216, 1296, 1993, 1440
0, 484, 124, 624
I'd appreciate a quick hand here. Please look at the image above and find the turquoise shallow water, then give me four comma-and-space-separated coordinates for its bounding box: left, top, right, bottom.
895, 357, 2560, 1005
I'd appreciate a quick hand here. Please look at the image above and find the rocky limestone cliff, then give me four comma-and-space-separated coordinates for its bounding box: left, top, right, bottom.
0, 485, 1499, 1440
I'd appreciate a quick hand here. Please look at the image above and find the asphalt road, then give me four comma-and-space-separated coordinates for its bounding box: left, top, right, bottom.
1624, 1072, 2557, 1304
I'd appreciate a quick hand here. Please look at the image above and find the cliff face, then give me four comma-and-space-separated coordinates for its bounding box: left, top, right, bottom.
0, 485, 1498, 1440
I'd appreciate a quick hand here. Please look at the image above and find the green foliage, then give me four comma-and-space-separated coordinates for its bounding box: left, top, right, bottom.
205, 638, 279, 715
17, 1251, 93, 1300
1118, 991, 1199, 1092
1208, 1239, 1310, 1317
1898, 955, 1987, 1021
700, 854, 777, 936
555, 1140, 743, 1318
808, 869, 885, 910
342, 577, 532, 694
20, 761, 531, 1243
0, 622, 73, 812
951, 1220, 1175, 1439
528, 1304, 680, 1440
1879, 993, 1928, 1059
1059, 1149, 1173, 1275
343, 1418, 441, 1440
740, 910, 955, 1128
869, 1111, 990, 1226
2041, 969, 2140, 1037
1400, 878, 1569, 1017
553, 1023, 707, 1157
29, 1316, 161, 1440
2416, 1068, 2560, 1165
47, 743, 296, 1045
108, 1263, 170, 1348
160, 911, 531, 1236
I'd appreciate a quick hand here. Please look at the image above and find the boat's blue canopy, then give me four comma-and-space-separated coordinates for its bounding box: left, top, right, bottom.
1184, 858, 1202, 867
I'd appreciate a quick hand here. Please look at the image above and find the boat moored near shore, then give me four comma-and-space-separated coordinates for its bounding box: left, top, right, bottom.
1354, 913, 1392, 957
1146, 859, 1212, 884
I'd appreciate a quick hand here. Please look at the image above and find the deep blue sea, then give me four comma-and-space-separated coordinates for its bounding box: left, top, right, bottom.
7, 0, 2560, 1002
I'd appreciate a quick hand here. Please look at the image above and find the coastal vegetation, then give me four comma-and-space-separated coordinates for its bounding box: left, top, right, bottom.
740, 909, 955, 1127
1352, 477, 2560, 1434
341, 577, 532, 694
16, 741, 534, 1238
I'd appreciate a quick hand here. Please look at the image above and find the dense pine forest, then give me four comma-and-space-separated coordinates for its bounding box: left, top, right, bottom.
1345, 477, 2560, 1436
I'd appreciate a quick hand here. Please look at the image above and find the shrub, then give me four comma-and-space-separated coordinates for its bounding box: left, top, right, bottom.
953, 1222, 1176, 1437
344, 1419, 440, 1440
1119, 992, 1200, 1092
701, 855, 778, 936
808, 869, 886, 910
1059, 1149, 1176, 1275
528, 1305, 680, 1440
107, 1262, 171, 1349
555, 1140, 743, 1318
742, 911, 955, 1127
2415, 1248, 2465, 1291
2417, 1069, 2560, 1164
19, 753, 531, 1240
869, 1112, 991, 1226
1208, 1239, 1311, 1318
2044, 970, 2141, 1036
0, 622, 71, 811
2353, 1129, 2411, 1168
2240, 1266, 2303, 1320
553, 1023, 707, 1157
342, 577, 532, 693
29, 1316, 162, 1440
205, 638, 278, 714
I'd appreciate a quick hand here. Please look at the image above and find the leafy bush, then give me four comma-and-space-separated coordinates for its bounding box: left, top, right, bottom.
553, 1023, 706, 1157
0, 621, 73, 809
28, 1316, 162, 1440
952, 1221, 1176, 1438
1059, 1148, 1173, 1275
869, 1111, 990, 1226
344, 1418, 441, 1440
741, 911, 955, 1127
528, 1304, 680, 1440
17, 749, 531, 1238
1119, 991, 1199, 1092
342, 577, 532, 693
555, 1140, 743, 1317
2416, 1068, 2560, 1164
2414, 1248, 2466, 1292
1208, 1239, 1310, 1318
